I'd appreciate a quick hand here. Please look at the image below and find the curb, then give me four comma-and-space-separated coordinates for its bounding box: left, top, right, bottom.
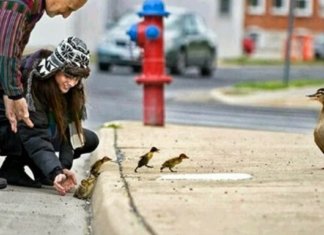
90, 127, 151, 235
210, 87, 321, 109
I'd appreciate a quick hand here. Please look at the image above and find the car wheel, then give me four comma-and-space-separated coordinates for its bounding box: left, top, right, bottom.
132, 65, 142, 73
170, 51, 186, 75
200, 51, 215, 77
98, 62, 111, 71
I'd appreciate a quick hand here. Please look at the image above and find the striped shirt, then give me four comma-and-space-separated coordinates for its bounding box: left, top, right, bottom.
0, 0, 44, 99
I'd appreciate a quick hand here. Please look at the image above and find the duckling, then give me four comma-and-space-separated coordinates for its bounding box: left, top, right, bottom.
134, 147, 159, 173
90, 156, 112, 177
308, 88, 324, 159
73, 176, 97, 200
160, 153, 189, 172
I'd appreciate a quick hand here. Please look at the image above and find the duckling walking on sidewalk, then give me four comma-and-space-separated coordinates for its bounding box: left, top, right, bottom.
74, 156, 112, 200
134, 147, 159, 173
73, 176, 96, 200
160, 153, 189, 172
90, 156, 112, 177
308, 88, 324, 164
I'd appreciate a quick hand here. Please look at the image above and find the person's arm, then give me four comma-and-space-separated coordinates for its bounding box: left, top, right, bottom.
19, 105, 79, 192
19, 120, 76, 195
0, 2, 34, 130
0, 2, 28, 98
18, 120, 63, 179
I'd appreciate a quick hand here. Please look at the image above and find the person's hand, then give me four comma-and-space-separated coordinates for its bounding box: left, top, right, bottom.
13, 98, 34, 129
53, 169, 77, 196
3, 95, 17, 133
53, 174, 67, 195
62, 169, 77, 189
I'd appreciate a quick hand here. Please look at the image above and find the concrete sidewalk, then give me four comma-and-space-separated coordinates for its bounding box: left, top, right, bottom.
90, 120, 324, 235
0, 156, 91, 235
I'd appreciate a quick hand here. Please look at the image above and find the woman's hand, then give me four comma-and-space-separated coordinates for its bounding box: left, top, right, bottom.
62, 169, 77, 188
53, 169, 77, 196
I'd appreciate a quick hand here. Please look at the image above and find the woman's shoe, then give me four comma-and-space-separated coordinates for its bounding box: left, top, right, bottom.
0, 168, 41, 188
0, 177, 7, 189
0, 156, 41, 188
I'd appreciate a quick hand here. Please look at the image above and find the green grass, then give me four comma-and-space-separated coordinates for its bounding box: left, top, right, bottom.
222, 57, 283, 66
222, 56, 324, 66
225, 79, 324, 96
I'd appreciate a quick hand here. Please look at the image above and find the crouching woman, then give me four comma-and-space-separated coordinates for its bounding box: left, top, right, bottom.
16, 37, 98, 195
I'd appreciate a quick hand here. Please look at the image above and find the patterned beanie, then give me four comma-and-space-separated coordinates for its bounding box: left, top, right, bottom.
26, 36, 90, 112
35, 36, 90, 80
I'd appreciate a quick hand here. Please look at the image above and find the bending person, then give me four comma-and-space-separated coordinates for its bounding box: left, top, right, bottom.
0, 37, 99, 195
0, 0, 89, 190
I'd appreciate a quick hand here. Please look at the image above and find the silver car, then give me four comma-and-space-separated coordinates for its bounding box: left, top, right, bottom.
96, 7, 218, 76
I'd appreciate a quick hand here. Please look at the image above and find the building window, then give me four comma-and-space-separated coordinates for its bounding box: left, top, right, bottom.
296, 0, 307, 8
294, 0, 313, 17
319, 0, 324, 16
271, 0, 289, 15
219, 0, 231, 15
249, 0, 260, 7
247, 0, 265, 15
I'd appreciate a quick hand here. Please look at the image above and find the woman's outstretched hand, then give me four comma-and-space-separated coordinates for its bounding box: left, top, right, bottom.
53, 169, 77, 196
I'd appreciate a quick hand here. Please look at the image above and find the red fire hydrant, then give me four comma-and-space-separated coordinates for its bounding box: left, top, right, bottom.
127, 0, 172, 126
242, 36, 255, 56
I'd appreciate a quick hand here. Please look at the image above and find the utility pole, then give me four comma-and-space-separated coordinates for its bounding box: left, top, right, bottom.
283, 0, 296, 87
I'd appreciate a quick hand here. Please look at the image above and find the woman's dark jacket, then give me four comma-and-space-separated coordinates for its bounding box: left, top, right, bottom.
17, 50, 75, 179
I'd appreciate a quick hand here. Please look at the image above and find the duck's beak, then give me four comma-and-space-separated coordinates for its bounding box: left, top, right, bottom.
306, 93, 316, 97
306, 93, 318, 99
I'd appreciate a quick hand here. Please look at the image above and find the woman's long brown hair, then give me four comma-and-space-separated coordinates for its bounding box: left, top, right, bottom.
32, 66, 88, 141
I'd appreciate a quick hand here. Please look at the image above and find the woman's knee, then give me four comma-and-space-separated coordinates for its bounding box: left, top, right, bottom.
83, 128, 99, 151
73, 129, 99, 159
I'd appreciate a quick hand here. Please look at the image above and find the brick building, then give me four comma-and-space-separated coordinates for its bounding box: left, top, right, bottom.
244, 0, 324, 59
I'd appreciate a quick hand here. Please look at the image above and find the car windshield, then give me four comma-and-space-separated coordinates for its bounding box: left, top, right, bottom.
165, 14, 181, 30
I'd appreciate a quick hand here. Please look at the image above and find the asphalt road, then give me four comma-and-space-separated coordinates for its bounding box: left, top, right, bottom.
84, 65, 323, 133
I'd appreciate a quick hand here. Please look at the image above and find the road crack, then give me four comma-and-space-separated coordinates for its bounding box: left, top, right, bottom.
113, 128, 157, 235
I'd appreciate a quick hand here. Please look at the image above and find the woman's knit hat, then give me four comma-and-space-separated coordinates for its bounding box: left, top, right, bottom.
35, 36, 90, 80
26, 36, 90, 112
